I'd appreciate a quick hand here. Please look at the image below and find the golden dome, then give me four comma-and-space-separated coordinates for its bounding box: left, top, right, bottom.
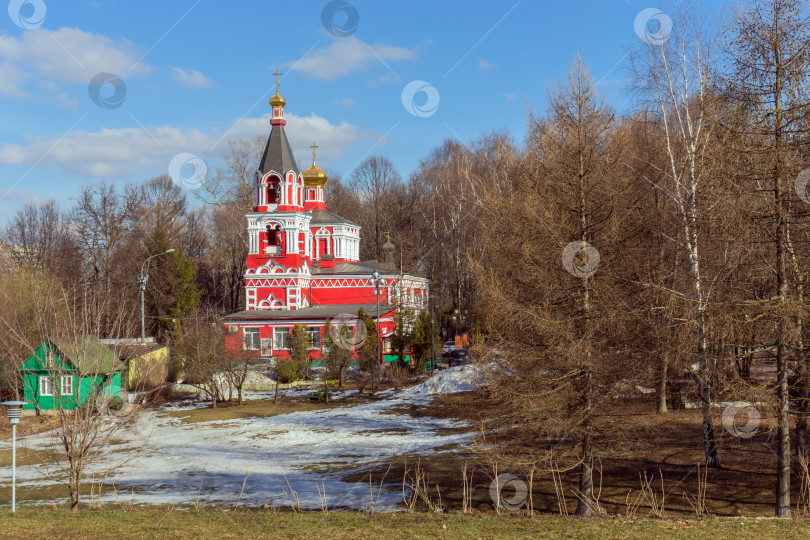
269, 91, 287, 108
302, 142, 328, 187
302, 162, 328, 187
269, 69, 286, 108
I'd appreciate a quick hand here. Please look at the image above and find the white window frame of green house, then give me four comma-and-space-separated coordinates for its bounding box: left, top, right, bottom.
243, 327, 261, 350
274, 327, 291, 350
60, 374, 74, 396
39, 375, 53, 396
307, 326, 321, 350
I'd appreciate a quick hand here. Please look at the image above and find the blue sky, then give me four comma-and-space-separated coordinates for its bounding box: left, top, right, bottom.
0, 0, 727, 221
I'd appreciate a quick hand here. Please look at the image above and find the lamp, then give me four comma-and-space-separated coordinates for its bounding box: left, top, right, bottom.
2, 400, 26, 513
139, 248, 176, 342
368, 271, 388, 366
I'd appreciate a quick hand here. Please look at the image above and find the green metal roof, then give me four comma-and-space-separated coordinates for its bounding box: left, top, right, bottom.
52, 336, 123, 375
21, 337, 124, 375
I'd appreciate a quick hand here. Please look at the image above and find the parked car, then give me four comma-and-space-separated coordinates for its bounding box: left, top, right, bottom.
442, 340, 455, 355
449, 349, 471, 367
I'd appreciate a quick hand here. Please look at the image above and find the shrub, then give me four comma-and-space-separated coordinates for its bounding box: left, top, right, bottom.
276, 356, 301, 384
109, 396, 124, 411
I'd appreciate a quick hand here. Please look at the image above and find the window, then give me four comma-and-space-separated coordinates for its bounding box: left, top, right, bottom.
266, 179, 280, 204
308, 327, 321, 350
39, 376, 53, 396
274, 327, 291, 350
383, 340, 393, 353
267, 224, 280, 246
244, 328, 261, 350
60, 375, 74, 396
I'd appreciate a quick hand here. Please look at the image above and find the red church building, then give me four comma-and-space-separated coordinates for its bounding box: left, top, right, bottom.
223, 80, 429, 362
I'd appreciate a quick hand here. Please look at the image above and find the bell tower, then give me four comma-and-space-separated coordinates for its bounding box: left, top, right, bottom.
244, 73, 312, 311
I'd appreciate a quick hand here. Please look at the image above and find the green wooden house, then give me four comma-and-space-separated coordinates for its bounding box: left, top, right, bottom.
20, 337, 124, 412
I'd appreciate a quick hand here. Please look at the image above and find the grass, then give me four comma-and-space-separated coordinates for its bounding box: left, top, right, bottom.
0, 508, 809, 539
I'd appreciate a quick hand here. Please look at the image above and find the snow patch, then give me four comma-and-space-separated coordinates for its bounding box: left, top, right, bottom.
401, 364, 485, 398
0, 368, 481, 511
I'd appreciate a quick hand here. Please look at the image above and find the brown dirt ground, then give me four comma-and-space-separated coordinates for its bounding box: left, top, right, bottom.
345, 388, 805, 517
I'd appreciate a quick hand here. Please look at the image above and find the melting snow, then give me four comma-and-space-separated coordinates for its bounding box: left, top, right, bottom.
0, 365, 484, 511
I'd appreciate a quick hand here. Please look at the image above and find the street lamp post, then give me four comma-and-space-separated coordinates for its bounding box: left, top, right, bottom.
430, 304, 436, 373
368, 271, 387, 366
139, 249, 175, 342
2, 401, 26, 513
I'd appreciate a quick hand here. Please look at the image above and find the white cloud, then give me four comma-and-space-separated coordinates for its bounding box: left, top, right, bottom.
370, 72, 400, 86
289, 36, 415, 81
171, 67, 212, 89
0, 187, 40, 204
0, 125, 209, 177
0, 62, 30, 98
479, 59, 495, 70
0, 27, 151, 98
37, 79, 77, 109
0, 113, 379, 178
217, 113, 379, 161
336, 97, 356, 106
505, 92, 517, 102
285, 113, 378, 159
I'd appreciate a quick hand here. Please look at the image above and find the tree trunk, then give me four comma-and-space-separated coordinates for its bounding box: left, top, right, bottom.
774, 61, 791, 517
658, 354, 668, 414
576, 364, 593, 516
697, 312, 720, 468
70, 466, 80, 510
797, 349, 809, 473
776, 321, 791, 516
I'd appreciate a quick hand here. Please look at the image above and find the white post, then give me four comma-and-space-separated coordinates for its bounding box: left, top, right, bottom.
11, 423, 16, 513
3, 400, 25, 513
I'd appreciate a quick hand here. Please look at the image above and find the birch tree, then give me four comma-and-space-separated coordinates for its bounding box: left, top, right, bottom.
631, 7, 722, 467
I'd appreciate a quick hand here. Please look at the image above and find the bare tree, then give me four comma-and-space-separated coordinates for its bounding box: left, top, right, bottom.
725, 0, 810, 516
474, 55, 634, 516
71, 183, 143, 331
180, 311, 227, 408
2, 200, 81, 287
631, 5, 724, 467
222, 344, 256, 405
0, 279, 139, 510
349, 156, 404, 261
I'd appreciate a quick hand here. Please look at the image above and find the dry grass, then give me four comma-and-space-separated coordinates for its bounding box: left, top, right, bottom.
0, 415, 55, 440
163, 398, 344, 424
1, 508, 809, 539
352, 388, 803, 517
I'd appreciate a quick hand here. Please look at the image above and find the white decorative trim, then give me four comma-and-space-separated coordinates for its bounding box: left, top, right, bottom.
257, 292, 284, 310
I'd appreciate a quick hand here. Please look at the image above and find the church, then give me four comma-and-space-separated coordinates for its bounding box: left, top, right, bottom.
223, 77, 429, 362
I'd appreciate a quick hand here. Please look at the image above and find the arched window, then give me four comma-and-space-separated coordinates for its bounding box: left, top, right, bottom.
266, 224, 281, 246
266, 177, 280, 204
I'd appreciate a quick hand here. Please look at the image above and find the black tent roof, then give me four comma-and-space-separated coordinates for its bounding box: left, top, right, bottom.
259, 124, 299, 176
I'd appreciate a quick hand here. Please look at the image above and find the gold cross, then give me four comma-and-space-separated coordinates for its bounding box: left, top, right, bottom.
385, 231, 391, 242
272, 70, 282, 92
310, 142, 319, 162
